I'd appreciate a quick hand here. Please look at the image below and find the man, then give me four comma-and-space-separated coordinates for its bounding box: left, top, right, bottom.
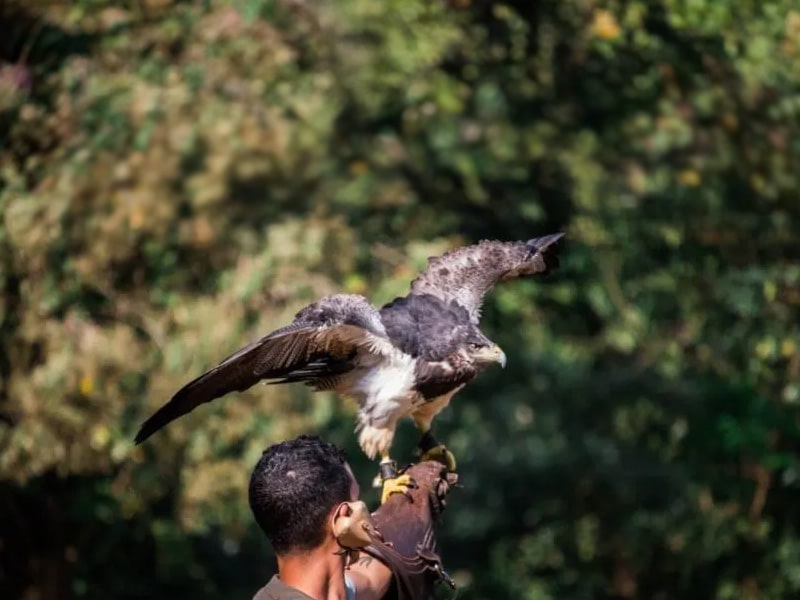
248, 435, 455, 600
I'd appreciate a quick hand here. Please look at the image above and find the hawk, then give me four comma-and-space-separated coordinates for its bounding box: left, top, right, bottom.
135, 233, 564, 497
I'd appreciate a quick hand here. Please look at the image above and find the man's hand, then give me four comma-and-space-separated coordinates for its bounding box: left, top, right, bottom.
361, 461, 458, 600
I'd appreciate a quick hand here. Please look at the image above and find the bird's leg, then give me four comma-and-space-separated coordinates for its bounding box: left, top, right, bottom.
376, 453, 416, 504
371, 457, 397, 489
416, 425, 457, 472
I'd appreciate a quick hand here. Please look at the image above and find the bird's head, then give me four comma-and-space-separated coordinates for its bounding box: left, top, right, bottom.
465, 336, 507, 369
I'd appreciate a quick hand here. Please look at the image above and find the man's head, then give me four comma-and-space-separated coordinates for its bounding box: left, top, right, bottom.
249, 434, 359, 555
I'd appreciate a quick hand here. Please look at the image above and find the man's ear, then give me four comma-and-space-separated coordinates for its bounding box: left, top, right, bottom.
331, 501, 374, 549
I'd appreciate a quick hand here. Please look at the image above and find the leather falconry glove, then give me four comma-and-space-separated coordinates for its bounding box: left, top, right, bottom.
360, 460, 458, 600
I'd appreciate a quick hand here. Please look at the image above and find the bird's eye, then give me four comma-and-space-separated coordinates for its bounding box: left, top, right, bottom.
469, 342, 479, 350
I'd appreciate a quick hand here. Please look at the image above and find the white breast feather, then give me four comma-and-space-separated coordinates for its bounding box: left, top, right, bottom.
351, 349, 418, 427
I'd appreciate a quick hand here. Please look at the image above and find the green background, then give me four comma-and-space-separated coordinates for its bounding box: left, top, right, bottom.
1, 0, 799, 598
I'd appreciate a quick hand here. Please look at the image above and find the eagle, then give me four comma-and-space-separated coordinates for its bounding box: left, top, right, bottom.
134, 233, 564, 496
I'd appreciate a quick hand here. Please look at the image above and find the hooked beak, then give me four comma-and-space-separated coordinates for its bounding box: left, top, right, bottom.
472, 344, 507, 368
495, 347, 507, 369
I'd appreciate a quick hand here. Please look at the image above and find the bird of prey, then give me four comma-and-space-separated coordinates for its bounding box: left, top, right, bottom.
135, 233, 564, 497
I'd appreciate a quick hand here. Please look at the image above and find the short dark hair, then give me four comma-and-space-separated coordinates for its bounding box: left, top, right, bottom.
248, 434, 352, 555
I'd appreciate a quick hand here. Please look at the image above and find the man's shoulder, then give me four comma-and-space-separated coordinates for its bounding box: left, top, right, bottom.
252, 575, 316, 600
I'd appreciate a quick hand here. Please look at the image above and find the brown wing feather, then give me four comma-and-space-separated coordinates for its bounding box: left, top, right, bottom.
133, 323, 390, 444
409, 233, 564, 323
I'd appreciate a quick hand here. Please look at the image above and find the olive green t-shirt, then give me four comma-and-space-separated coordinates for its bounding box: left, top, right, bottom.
252, 575, 315, 600
252, 575, 356, 600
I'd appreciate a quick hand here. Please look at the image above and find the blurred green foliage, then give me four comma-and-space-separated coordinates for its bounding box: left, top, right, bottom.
1, 0, 799, 598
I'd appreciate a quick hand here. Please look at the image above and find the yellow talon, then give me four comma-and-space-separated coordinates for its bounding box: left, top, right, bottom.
381, 474, 414, 504
420, 444, 457, 472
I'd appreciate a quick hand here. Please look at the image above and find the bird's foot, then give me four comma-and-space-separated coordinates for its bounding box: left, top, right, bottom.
371, 460, 417, 503
380, 473, 417, 504
418, 430, 457, 471
420, 444, 457, 471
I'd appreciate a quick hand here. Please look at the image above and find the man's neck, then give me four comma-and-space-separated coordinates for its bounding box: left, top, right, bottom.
276, 546, 349, 600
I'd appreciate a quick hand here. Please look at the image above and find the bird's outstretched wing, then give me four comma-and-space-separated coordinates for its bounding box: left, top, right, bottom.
408, 233, 564, 324
134, 294, 392, 444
